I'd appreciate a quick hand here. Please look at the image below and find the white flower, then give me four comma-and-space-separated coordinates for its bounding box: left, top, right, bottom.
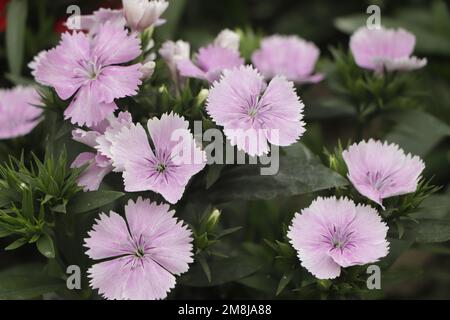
214, 29, 240, 52
140, 60, 156, 80
122, 0, 169, 32
159, 40, 191, 74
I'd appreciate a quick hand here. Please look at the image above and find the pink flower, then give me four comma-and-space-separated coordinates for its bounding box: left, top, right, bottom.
122, 0, 168, 32
0, 86, 43, 139
287, 196, 389, 280
252, 35, 323, 84
177, 44, 244, 83
350, 26, 427, 73
71, 112, 133, 191
206, 65, 305, 156
77, 8, 126, 35
85, 197, 193, 300
34, 22, 142, 127
110, 112, 206, 204
28, 50, 48, 78
342, 139, 425, 208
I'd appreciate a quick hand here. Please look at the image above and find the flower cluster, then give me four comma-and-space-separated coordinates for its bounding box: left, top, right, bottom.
9, 0, 430, 300
288, 139, 425, 279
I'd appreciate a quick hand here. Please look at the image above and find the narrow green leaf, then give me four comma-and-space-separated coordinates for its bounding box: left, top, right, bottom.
36, 234, 55, 258
0, 225, 13, 238
67, 191, 124, 214
276, 270, 294, 296
5, 238, 28, 250
6, 0, 28, 76
215, 226, 243, 239
21, 189, 34, 219
205, 164, 224, 189
197, 254, 212, 283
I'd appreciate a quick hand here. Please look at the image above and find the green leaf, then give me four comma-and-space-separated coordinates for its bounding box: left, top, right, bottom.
0, 225, 12, 238
276, 270, 294, 296
197, 254, 212, 283
67, 191, 124, 214
411, 190, 450, 220
179, 255, 261, 287
21, 189, 34, 219
205, 164, 224, 189
206, 143, 348, 203
0, 264, 65, 299
385, 110, 450, 157
6, 0, 28, 76
4, 73, 34, 85
215, 226, 243, 239
5, 237, 28, 250
36, 234, 55, 258
416, 219, 450, 243
156, 0, 186, 39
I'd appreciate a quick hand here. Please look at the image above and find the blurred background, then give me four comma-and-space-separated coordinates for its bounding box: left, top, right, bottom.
0, 0, 449, 299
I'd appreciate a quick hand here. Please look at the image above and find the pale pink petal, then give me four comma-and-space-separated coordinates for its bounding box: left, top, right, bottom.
178, 45, 243, 82
91, 22, 141, 66
259, 76, 305, 146
85, 197, 193, 300
95, 111, 134, 165
342, 139, 425, 207
206, 65, 305, 156
34, 32, 89, 99
125, 197, 193, 274
71, 152, 113, 191
0, 86, 43, 139
84, 211, 135, 260
92, 65, 142, 103
288, 197, 389, 280
109, 122, 153, 172
177, 59, 207, 80
72, 129, 101, 148
252, 35, 322, 84
64, 85, 118, 127
147, 112, 189, 151
350, 26, 426, 72
88, 256, 175, 300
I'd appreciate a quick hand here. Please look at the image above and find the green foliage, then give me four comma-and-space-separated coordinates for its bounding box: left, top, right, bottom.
1, 0, 450, 301
0, 150, 83, 256
325, 47, 420, 122
6, 0, 28, 76
237, 27, 262, 61
385, 110, 450, 157
66, 191, 125, 215
0, 263, 65, 299
206, 142, 348, 203
190, 207, 243, 283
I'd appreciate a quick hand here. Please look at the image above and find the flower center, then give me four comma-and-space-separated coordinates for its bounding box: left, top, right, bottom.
156, 163, 167, 173
323, 224, 355, 252
367, 171, 393, 191
248, 106, 258, 118
135, 247, 145, 258
86, 60, 102, 80
74, 56, 103, 81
